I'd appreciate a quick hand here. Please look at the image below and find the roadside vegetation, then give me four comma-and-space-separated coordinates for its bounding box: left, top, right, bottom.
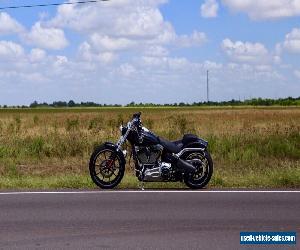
0, 107, 299, 189
0, 96, 299, 109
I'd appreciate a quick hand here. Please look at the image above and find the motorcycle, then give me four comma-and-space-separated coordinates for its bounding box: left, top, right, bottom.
89, 112, 213, 189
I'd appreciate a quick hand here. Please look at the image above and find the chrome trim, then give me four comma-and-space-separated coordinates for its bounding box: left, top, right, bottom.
176, 148, 205, 157
142, 126, 150, 132
116, 121, 133, 151
143, 167, 162, 182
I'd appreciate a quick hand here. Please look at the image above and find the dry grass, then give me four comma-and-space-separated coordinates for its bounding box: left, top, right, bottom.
0, 107, 299, 189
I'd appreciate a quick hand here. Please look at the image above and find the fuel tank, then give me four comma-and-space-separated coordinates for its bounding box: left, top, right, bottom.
139, 127, 160, 146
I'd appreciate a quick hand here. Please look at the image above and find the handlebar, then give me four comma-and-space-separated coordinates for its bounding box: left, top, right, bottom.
131, 112, 142, 141
127, 112, 141, 129
132, 112, 142, 127
132, 112, 141, 119
117, 112, 143, 149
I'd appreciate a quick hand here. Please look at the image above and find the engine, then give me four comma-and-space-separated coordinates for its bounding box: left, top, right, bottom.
135, 145, 163, 165
135, 145, 175, 182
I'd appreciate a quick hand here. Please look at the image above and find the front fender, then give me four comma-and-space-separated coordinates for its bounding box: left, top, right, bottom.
104, 141, 118, 149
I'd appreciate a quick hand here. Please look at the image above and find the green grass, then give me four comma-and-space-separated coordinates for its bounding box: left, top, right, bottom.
1, 167, 299, 190
0, 174, 186, 190
211, 167, 300, 188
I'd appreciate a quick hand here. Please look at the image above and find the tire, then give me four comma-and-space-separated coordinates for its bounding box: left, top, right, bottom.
184, 150, 213, 189
89, 144, 125, 189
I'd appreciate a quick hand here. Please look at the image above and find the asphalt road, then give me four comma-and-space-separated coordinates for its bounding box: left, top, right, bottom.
0, 191, 299, 250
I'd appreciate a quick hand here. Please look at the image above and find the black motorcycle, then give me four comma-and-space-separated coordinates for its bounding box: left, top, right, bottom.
89, 112, 213, 189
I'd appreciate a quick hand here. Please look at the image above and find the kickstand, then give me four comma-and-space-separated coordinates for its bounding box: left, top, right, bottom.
138, 181, 145, 191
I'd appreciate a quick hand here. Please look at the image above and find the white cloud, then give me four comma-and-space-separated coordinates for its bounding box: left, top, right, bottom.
49, 0, 206, 50
59, 0, 207, 65
96, 52, 118, 64
50, 0, 169, 38
87, 29, 205, 54
0, 41, 24, 60
144, 46, 169, 57
23, 22, 68, 50
202, 60, 223, 70
29, 48, 47, 63
275, 28, 300, 58
53, 55, 68, 67
90, 34, 136, 51
294, 69, 300, 79
221, 38, 269, 63
78, 41, 118, 64
111, 7, 167, 38
0, 12, 24, 35
222, 0, 300, 20
283, 28, 300, 53
201, 0, 219, 18
118, 63, 136, 77
0, 43, 293, 105
140, 56, 206, 73
176, 31, 207, 47
273, 55, 281, 64
151, 22, 176, 45
45, 0, 208, 73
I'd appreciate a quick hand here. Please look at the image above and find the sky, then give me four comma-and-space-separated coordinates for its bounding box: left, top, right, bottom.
0, 0, 300, 105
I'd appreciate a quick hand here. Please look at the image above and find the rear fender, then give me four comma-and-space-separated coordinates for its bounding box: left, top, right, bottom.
184, 138, 208, 150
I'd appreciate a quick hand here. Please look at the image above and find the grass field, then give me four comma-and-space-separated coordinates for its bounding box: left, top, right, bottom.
0, 107, 299, 189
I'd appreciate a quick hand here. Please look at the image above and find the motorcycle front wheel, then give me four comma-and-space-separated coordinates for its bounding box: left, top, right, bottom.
184, 150, 213, 189
89, 144, 125, 189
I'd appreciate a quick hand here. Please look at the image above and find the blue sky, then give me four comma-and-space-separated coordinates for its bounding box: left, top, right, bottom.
0, 0, 300, 105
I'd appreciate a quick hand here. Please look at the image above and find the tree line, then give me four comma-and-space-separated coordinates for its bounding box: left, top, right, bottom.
0, 97, 299, 108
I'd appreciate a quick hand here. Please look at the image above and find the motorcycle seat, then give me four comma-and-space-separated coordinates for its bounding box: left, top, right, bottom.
173, 140, 183, 149
172, 134, 199, 148
158, 137, 181, 154
182, 134, 199, 145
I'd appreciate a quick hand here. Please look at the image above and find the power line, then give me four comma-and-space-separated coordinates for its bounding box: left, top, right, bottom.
0, 0, 108, 10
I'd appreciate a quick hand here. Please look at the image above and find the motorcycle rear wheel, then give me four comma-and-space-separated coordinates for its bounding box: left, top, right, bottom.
184, 150, 213, 189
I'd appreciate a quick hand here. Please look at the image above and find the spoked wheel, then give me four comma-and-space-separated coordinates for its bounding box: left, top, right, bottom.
89, 145, 125, 189
184, 150, 213, 189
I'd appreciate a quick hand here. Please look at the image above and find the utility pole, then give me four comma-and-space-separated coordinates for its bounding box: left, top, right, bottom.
206, 70, 209, 103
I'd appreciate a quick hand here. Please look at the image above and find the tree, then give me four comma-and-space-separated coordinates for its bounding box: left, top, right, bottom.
68, 100, 76, 107
30, 101, 38, 108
